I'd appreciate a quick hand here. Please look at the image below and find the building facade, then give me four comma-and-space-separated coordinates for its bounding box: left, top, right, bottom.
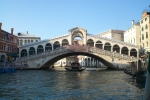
96, 29, 124, 41
16, 31, 41, 47
139, 10, 150, 52
0, 22, 18, 62
124, 20, 140, 48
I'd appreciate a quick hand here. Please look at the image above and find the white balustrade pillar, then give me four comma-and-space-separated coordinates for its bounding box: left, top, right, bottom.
128, 50, 130, 56
52, 44, 54, 50
103, 45, 105, 50
111, 47, 113, 52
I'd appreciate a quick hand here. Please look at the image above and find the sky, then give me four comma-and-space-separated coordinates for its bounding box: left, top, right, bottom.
0, 0, 150, 40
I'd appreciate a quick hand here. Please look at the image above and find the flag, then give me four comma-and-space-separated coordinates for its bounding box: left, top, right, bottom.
144, 53, 150, 100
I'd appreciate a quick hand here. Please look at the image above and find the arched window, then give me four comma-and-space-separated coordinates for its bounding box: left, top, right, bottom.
142, 34, 144, 40
146, 32, 148, 38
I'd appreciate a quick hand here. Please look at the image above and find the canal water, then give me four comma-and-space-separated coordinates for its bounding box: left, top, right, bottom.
0, 70, 144, 100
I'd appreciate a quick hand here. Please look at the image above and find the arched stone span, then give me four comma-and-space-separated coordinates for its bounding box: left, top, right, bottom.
72, 31, 83, 39
54, 41, 60, 49
37, 45, 44, 54
104, 42, 111, 51
130, 48, 137, 57
40, 52, 116, 69
62, 39, 69, 47
29, 47, 36, 55
121, 47, 128, 55
113, 44, 120, 53
21, 49, 27, 57
87, 39, 94, 47
95, 40, 103, 49
45, 43, 52, 51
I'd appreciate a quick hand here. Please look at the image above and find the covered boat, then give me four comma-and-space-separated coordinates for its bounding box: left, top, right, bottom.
65, 62, 86, 71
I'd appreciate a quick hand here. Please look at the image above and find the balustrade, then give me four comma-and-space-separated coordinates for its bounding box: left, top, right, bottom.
15, 45, 138, 64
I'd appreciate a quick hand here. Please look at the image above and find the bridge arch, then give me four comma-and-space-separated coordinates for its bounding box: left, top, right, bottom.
87, 39, 94, 47
104, 42, 111, 51
54, 41, 60, 49
121, 46, 128, 55
95, 40, 103, 49
29, 47, 36, 55
37, 45, 44, 54
130, 48, 137, 57
62, 39, 69, 47
45, 43, 52, 51
21, 49, 27, 57
40, 52, 116, 69
113, 44, 120, 53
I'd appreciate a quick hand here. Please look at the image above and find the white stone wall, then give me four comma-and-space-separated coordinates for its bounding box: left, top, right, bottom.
124, 21, 140, 48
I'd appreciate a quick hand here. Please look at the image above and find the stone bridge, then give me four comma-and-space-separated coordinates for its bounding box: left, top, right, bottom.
15, 45, 138, 69
16, 27, 139, 69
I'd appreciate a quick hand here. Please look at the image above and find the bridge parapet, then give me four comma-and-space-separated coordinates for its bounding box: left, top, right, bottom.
88, 47, 138, 61
16, 45, 138, 63
15, 47, 70, 63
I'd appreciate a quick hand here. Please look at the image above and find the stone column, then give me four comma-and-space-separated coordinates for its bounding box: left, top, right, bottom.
103, 44, 105, 50
119, 48, 121, 54
52, 44, 54, 50
128, 50, 130, 56
22, 39, 24, 46
35, 47, 37, 54
111, 46, 113, 52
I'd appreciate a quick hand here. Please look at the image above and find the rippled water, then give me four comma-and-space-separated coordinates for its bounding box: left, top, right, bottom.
0, 70, 144, 100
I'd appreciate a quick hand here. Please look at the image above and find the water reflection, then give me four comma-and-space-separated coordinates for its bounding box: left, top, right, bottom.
0, 70, 144, 100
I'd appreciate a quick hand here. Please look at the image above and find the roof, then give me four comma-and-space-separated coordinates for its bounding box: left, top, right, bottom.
14, 32, 40, 38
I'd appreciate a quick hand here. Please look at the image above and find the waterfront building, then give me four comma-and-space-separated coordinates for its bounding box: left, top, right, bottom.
54, 55, 105, 68
15, 31, 41, 47
139, 9, 150, 52
96, 29, 124, 41
0, 22, 18, 61
124, 20, 140, 48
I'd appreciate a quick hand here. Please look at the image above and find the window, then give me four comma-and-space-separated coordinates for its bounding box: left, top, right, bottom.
145, 17, 147, 21
145, 24, 148, 29
1, 45, 3, 50
142, 27, 144, 31
146, 32, 148, 38
142, 34, 144, 40
147, 41, 148, 47
141, 20, 143, 24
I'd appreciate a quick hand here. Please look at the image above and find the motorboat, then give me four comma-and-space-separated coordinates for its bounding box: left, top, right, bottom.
65, 62, 86, 71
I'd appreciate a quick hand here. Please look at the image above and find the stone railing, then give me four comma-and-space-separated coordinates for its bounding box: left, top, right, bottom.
15, 45, 138, 63
15, 47, 71, 63
87, 34, 137, 47
88, 47, 138, 61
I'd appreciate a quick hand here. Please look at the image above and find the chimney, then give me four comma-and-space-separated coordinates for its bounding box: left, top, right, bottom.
0, 22, 2, 30
11, 28, 14, 34
27, 31, 28, 34
132, 20, 134, 25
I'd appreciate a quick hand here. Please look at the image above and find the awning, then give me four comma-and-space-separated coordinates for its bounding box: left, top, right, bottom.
7, 53, 19, 57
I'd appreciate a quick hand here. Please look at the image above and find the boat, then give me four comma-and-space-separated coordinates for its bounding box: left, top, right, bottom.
65, 62, 86, 71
